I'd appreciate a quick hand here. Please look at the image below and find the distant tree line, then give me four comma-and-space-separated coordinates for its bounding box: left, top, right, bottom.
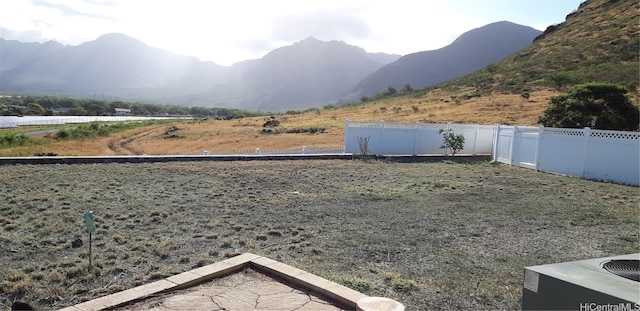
0, 96, 259, 119
360, 84, 416, 103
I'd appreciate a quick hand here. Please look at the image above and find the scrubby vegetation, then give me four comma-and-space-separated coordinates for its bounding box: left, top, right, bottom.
54, 120, 174, 140
0, 160, 637, 310
0, 132, 29, 148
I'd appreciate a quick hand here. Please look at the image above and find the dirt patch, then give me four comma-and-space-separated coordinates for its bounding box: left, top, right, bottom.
0, 159, 637, 310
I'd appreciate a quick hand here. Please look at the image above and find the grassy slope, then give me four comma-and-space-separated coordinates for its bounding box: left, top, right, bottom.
441, 0, 639, 93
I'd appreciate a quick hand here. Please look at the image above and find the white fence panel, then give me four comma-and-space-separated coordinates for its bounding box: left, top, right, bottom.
494, 126, 514, 163
512, 126, 540, 169
344, 120, 494, 156
415, 123, 443, 154
537, 128, 587, 177
584, 130, 639, 185
476, 125, 496, 154
344, 121, 383, 154
451, 123, 481, 155
380, 122, 419, 155
494, 125, 639, 185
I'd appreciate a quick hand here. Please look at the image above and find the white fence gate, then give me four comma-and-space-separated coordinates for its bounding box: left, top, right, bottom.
344, 120, 494, 156
493, 125, 640, 185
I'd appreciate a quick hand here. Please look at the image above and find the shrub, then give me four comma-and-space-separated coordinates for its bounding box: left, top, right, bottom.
285, 127, 326, 134
356, 136, 371, 158
0, 132, 29, 147
55, 129, 70, 139
438, 128, 465, 156
538, 82, 639, 130
262, 115, 280, 128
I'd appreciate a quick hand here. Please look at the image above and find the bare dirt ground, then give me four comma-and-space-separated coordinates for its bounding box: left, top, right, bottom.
0, 158, 638, 310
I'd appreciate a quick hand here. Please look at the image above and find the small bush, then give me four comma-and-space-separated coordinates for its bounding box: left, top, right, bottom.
263, 117, 280, 127
285, 127, 326, 134
438, 128, 465, 156
164, 125, 179, 134
0, 132, 29, 147
163, 125, 185, 139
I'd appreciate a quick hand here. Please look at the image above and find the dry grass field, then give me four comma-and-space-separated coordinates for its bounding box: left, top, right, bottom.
0, 159, 638, 310
0, 88, 559, 157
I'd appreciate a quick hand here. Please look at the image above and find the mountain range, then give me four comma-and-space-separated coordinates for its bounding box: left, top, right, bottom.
0, 21, 541, 112
338, 21, 542, 104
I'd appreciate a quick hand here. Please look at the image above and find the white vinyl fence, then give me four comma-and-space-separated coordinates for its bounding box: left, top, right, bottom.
493, 125, 640, 185
0, 116, 186, 128
218, 146, 345, 155
344, 120, 494, 156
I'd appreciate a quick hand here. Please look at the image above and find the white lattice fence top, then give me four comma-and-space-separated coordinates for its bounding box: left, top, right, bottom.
450, 124, 478, 131
416, 123, 444, 130
347, 120, 485, 131
347, 121, 382, 128
542, 128, 585, 136
590, 130, 640, 140
383, 122, 417, 129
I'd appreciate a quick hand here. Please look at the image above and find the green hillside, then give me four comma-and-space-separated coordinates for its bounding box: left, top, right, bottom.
437, 0, 638, 96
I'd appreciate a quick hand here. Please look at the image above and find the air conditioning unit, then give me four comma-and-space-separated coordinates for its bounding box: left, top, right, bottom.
522, 253, 639, 310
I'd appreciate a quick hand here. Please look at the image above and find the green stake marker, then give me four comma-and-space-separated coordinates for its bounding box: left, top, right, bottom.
83, 211, 96, 233
83, 211, 95, 270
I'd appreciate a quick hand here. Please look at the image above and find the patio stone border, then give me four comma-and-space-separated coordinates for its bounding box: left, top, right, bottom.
57, 253, 404, 311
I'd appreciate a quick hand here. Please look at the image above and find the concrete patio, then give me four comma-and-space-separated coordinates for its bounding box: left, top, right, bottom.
57, 253, 404, 311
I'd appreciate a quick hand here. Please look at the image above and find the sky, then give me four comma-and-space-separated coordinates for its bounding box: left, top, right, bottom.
0, 0, 585, 66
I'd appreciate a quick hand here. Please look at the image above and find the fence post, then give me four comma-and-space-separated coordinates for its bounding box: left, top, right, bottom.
255, 148, 261, 155
534, 126, 543, 171
344, 119, 349, 152
473, 124, 479, 155
378, 120, 384, 156
413, 122, 419, 156
492, 125, 500, 161
509, 125, 517, 166
302, 146, 307, 154
582, 127, 591, 178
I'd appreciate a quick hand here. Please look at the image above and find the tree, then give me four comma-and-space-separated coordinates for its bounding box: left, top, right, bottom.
26, 103, 46, 115
67, 106, 87, 116
538, 82, 639, 131
382, 85, 397, 97
438, 128, 465, 157
400, 84, 413, 94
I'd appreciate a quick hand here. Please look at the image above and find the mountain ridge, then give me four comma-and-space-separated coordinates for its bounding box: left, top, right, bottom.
1, 21, 541, 112
338, 21, 542, 104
